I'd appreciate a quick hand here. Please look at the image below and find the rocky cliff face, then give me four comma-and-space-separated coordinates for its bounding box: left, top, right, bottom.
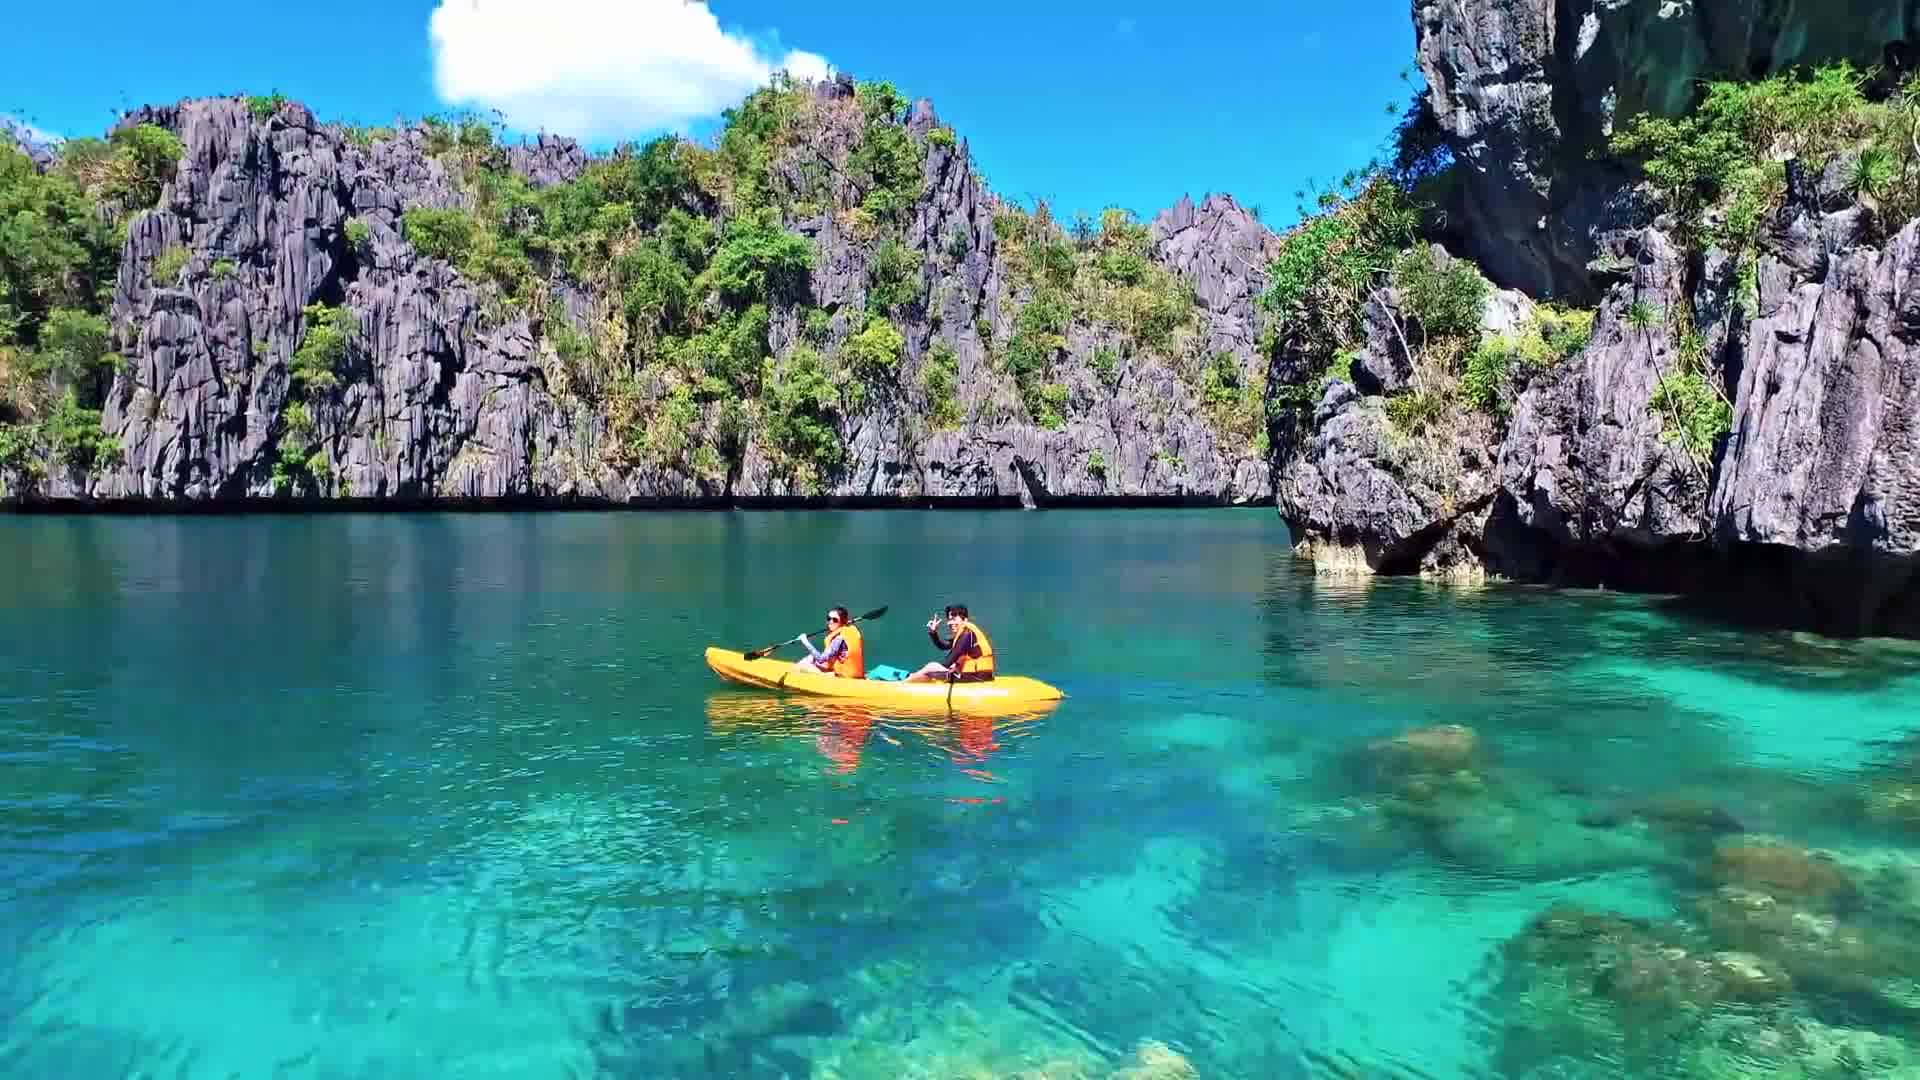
2, 81, 1275, 507
1707, 187, 1920, 633
1494, 227, 1712, 556
1278, 256, 1514, 582
1272, 0, 1920, 636
1415, 0, 1920, 302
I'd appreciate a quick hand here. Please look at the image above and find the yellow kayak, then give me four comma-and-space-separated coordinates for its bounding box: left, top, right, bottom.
702, 647, 1065, 715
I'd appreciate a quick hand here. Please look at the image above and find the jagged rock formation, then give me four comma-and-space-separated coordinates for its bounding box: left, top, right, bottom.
1282, 194, 1920, 633
1280, 291, 1507, 582
1707, 184, 1920, 632
1496, 228, 1710, 556
1274, 0, 1920, 636
1414, 0, 1920, 301
1282, 385, 1501, 580
2, 82, 1274, 507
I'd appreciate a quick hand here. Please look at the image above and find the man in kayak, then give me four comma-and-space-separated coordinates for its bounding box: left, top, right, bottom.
907, 604, 996, 683
795, 606, 866, 678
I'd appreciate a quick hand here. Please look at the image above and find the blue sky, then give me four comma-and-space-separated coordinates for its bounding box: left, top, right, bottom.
5, 1, 1418, 229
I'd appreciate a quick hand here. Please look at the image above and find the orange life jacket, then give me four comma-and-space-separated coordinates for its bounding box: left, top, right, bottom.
828, 624, 866, 679
953, 620, 995, 676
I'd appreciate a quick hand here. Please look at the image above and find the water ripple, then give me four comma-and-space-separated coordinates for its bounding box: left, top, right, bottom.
4, 511, 1920, 1077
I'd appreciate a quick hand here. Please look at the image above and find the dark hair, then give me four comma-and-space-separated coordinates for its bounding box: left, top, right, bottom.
829, 606, 850, 623
943, 604, 969, 619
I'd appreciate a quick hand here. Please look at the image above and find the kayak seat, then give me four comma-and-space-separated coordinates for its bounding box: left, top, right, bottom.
866, 665, 911, 682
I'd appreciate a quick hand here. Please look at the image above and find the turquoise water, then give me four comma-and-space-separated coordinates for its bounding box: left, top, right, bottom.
6, 510, 1920, 1078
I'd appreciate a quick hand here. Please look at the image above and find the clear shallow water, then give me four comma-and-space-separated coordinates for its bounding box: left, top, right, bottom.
4, 510, 1920, 1077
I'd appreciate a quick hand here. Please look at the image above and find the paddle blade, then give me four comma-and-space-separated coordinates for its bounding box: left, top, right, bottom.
855, 606, 888, 622
742, 638, 792, 661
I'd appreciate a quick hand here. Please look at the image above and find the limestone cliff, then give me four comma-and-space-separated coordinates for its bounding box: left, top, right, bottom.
1273, 0, 1920, 636
1414, 0, 1920, 302
0, 79, 1275, 507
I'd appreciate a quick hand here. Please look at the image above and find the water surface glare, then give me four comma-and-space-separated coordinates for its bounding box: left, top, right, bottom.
5, 510, 1920, 1078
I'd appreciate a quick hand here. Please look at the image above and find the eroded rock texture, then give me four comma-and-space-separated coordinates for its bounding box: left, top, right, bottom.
11, 89, 1274, 507
1414, 0, 1920, 301
1275, 0, 1920, 635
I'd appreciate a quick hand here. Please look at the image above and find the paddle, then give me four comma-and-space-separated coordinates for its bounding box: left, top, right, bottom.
743, 606, 888, 661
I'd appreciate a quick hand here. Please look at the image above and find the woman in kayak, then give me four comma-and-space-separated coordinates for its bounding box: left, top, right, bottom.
795, 606, 866, 678
907, 604, 996, 683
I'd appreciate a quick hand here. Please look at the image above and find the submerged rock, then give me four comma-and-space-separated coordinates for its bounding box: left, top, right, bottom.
1694, 882, 1920, 1012
1367, 723, 1479, 773
1686, 1012, 1920, 1078
1488, 903, 1782, 1074
1584, 794, 1747, 837
1429, 801, 1672, 881
1335, 730, 1695, 881
1633, 796, 1747, 836
1707, 839, 1857, 908
1483, 898, 1920, 1077
1817, 846, 1920, 924
1706, 950, 1795, 1001
1110, 1042, 1199, 1080
1866, 783, 1920, 830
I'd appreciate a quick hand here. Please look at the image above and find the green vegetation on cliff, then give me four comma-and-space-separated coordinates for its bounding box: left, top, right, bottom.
850, 80, 924, 219
1461, 305, 1592, 417
1254, 78, 1611, 478
375, 76, 921, 490
1609, 62, 1920, 255
364, 74, 1229, 480
989, 204, 1198, 430
1256, 165, 1542, 449
274, 302, 357, 495
0, 124, 183, 488
1259, 176, 1418, 357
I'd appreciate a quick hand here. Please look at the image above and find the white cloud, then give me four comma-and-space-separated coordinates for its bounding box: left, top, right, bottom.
427, 0, 832, 142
